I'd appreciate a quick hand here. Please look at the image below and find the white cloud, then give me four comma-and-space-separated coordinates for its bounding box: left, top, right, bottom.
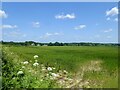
106, 17, 110, 21
45, 33, 52, 37
55, 13, 75, 19
32, 22, 40, 28
104, 29, 112, 33
114, 18, 118, 22
0, 10, 7, 18
0, 25, 17, 29
40, 32, 63, 39
45, 32, 61, 37
106, 7, 118, 16
74, 25, 86, 30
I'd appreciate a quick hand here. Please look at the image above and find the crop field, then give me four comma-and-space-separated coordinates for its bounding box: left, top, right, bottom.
2, 45, 118, 88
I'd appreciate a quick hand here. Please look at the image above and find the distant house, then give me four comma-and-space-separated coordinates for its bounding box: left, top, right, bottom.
37, 44, 40, 46
31, 43, 35, 46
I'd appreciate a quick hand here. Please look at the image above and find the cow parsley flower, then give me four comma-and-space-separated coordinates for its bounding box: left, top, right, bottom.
34, 55, 39, 59
47, 67, 52, 71
23, 61, 29, 64
33, 62, 39, 66
51, 73, 59, 77
17, 71, 23, 75
63, 70, 68, 74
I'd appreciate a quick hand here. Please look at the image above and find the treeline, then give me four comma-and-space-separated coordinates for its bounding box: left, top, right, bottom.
0, 41, 119, 46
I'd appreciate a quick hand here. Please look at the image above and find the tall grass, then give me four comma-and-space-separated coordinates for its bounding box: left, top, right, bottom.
8, 46, 118, 72
2, 45, 118, 88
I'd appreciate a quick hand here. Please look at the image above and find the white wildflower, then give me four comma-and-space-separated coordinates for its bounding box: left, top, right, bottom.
51, 73, 59, 77
47, 67, 52, 71
34, 55, 39, 59
17, 71, 23, 75
23, 61, 29, 64
33, 62, 39, 66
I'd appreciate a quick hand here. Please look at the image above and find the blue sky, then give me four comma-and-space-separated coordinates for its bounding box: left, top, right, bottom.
1, 2, 118, 43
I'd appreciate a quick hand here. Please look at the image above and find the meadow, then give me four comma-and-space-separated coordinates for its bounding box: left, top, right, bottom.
2, 45, 118, 88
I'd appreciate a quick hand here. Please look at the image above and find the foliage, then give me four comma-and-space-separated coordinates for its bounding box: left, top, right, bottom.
1, 41, 119, 46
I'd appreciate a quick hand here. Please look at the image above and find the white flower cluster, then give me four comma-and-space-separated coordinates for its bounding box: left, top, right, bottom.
47, 67, 52, 71
33, 62, 39, 66
23, 61, 29, 65
33, 55, 39, 66
17, 71, 24, 75
51, 73, 59, 78
34, 55, 39, 59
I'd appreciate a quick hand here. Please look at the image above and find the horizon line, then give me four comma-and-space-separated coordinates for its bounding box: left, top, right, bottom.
1, 41, 119, 44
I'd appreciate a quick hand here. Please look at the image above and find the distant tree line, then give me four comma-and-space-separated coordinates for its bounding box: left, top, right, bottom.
0, 41, 119, 46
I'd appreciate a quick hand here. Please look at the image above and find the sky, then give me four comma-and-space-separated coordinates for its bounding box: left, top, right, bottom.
0, 2, 118, 43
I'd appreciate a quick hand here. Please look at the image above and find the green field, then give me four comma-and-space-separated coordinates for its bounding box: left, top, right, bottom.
2, 45, 118, 88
